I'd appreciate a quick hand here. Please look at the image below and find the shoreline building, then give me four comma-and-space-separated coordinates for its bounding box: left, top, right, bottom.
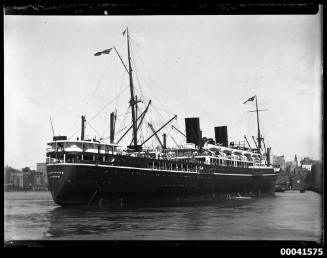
285, 156, 321, 191
36, 162, 47, 186
272, 155, 286, 171
22, 167, 35, 190
5, 163, 49, 191
4, 166, 23, 191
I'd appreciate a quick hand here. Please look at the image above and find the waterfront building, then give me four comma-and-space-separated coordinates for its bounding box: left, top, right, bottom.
22, 167, 35, 191
286, 161, 297, 174
300, 157, 319, 171
4, 166, 23, 191
284, 157, 322, 191
36, 162, 47, 185
272, 155, 286, 171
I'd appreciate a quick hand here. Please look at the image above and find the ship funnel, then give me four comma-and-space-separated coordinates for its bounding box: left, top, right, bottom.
53, 135, 67, 141
81, 115, 86, 140
163, 133, 167, 149
110, 112, 116, 144
185, 117, 201, 147
214, 126, 228, 147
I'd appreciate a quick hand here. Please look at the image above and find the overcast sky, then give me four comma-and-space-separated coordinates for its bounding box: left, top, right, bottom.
4, 12, 322, 169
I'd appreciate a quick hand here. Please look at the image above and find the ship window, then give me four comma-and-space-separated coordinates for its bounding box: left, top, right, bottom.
83, 155, 94, 161
56, 155, 62, 163
66, 155, 72, 163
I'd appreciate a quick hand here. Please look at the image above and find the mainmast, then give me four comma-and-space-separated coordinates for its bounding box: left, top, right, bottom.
255, 96, 261, 151
244, 95, 268, 153
125, 27, 138, 150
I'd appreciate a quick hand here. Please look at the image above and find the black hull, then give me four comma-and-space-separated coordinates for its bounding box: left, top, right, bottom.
47, 163, 277, 206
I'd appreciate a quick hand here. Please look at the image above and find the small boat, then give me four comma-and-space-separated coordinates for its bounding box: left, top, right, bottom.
231, 193, 252, 200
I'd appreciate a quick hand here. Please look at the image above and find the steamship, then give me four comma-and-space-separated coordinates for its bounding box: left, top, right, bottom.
46, 28, 278, 206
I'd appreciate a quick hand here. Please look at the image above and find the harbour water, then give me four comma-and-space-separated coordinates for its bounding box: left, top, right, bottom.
4, 190, 322, 242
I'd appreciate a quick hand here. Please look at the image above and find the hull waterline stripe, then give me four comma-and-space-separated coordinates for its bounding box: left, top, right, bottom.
47, 163, 276, 177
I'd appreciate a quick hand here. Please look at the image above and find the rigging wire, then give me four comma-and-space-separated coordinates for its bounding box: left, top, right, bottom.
67, 53, 116, 134
87, 85, 129, 123
114, 106, 131, 137
132, 44, 176, 111
151, 105, 167, 126
130, 42, 146, 100
130, 40, 178, 141
68, 85, 129, 139
130, 46, 169, 110
67, 37, 125, 134
86, 121, 102, 138
150, 104, 175, 116
129, 36, 141, 48
132, 65, 146, 102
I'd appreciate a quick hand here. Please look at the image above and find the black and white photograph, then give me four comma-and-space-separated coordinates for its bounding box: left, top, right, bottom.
4, 4, 323, 248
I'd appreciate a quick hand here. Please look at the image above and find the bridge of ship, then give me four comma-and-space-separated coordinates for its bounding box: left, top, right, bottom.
46, 140, 120, 163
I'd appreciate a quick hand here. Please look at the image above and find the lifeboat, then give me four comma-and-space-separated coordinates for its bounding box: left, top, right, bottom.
242, 151, 252, 157
232, 149, 243, 155
205, 143, 221, 152
220, 147, 233, 154
251, 153, 261, 158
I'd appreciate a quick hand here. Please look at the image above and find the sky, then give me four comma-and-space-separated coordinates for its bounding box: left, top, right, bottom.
4, 12, 322, 169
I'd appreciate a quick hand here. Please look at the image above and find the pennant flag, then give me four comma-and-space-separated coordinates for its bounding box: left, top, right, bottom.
94, 48, 112, 56
243, 95, 256, 104
122, 28, 127, 36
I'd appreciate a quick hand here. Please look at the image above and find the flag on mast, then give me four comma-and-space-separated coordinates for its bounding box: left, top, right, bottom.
243, 95, 256, 104
94, 48, 112, 56
122, 28, 127, 35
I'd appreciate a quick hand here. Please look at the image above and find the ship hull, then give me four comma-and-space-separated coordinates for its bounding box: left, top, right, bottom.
47, 163, 277, 206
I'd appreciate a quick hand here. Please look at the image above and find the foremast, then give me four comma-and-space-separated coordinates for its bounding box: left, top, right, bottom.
124, 27, 139, 151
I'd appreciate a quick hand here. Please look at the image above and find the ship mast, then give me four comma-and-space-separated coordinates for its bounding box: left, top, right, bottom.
255, 96, 261, 151
246, 95, 267, 153
125, 27, 138, 150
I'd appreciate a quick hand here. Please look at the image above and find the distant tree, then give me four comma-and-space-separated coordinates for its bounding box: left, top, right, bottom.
22, 167, 31, 172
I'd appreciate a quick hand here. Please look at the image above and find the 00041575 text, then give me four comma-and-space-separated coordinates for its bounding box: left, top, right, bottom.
280, 248, 323, 256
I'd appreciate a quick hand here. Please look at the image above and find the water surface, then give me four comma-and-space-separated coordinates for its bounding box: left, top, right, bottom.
4, 190, 322, 241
